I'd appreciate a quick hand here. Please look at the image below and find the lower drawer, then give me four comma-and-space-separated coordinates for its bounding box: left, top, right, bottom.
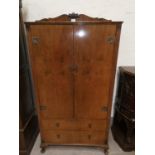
42, 130, 106, 145
40, 119, 106, 131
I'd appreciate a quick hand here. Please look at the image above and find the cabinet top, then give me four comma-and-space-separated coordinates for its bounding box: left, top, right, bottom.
25, 13, 123, 27
120, 66, 135, 75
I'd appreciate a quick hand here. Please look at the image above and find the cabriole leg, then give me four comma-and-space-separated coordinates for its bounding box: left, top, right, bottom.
104, 147, 109, 155
41, 147, 46, 153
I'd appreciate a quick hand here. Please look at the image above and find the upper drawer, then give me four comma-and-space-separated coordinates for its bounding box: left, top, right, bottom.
40, 119, 107, 131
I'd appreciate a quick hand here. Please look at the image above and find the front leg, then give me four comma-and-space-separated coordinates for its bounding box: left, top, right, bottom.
40, 140, 47, 153
41, 146, 46, 153
104, 148, 109, 155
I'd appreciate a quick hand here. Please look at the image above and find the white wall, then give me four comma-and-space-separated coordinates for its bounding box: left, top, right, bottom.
22, 0, 135, 116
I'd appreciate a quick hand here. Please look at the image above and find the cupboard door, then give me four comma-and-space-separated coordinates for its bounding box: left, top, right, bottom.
28, 25, 74, 119
74, 24, 117, 119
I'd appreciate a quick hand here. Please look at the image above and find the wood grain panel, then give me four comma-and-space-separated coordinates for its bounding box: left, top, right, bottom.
74, 25, 117, 119
28, 25, 74, 119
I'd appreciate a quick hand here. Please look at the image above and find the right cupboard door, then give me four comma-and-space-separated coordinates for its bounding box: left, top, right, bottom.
74, 24, 117, 120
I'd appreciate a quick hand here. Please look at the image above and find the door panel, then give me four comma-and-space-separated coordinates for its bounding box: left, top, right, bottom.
74, 25, 117, 119
29, 25, 74, 119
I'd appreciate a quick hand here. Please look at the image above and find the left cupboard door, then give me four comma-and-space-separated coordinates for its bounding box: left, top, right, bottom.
27, 25, 74, 119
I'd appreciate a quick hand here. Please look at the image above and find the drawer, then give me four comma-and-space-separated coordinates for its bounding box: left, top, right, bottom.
40, 119, 106, 131
42, 130, 106, 145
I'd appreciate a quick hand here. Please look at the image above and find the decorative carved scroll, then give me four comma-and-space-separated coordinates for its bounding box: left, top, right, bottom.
36, 13, 111, 22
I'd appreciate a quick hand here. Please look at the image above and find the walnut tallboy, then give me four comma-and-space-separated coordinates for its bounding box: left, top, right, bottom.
25, 13, 122, 154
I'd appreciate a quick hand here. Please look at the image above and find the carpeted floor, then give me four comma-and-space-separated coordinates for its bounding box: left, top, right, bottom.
30, 130, 135, 155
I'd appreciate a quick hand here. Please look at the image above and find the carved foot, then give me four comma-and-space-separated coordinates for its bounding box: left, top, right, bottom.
41, 147, 46, 153
104, 148, 109, 155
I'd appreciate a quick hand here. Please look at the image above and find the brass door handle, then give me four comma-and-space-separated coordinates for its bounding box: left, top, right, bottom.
32, 37, 40, 44
101, 106, 108, 112
40, 105, 47, 110
107, 36, 115, 44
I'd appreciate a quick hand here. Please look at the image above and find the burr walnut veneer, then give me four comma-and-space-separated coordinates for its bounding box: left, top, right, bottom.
25, 13, 122, 154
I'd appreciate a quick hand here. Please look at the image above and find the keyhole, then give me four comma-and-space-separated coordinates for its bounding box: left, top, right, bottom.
60, 56, 64, 63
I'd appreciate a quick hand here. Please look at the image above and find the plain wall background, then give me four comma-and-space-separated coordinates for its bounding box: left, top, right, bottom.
22, 0, 135, 116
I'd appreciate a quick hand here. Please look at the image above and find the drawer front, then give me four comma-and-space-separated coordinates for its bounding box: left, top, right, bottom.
42, 130, 106, 145
40, 119, 106, 131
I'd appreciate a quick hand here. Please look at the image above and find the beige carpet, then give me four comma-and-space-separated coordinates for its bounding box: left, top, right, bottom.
30, 130, 135, 155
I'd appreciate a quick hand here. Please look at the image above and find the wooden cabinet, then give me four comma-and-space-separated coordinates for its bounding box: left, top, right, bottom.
111, 66, 135, 151
25, 13, 122, 153
19, 1, 39, 155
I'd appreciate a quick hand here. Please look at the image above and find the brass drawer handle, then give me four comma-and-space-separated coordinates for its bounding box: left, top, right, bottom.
88, 135, 91, 140
88, 123, 92, 128
57, 134, 60, 139
56, 122, 60, 127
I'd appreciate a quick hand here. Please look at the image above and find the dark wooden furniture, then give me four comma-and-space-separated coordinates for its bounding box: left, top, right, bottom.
111, 66, 135, 151
19, 1, 39, 155
25, 13, 122, 154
